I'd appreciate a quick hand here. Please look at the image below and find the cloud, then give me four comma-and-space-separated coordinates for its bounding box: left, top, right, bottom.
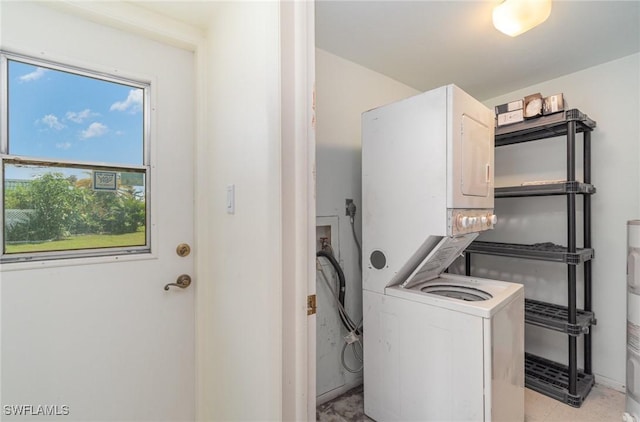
66, 109, 98, 123
81, 122, 108, 139
19, 67, 48, 82
40, 114, 65, 130
56, 142, 72, 150
110, 89, 143, 113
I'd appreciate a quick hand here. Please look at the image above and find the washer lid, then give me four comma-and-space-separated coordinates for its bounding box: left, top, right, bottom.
387, 232, 478, 290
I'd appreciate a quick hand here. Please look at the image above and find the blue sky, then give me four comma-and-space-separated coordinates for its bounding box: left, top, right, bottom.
6, 60, 144, 180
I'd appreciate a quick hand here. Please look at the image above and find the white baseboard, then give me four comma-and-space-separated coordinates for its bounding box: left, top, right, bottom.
595, 372, 626, 393
316, 377, 363, 406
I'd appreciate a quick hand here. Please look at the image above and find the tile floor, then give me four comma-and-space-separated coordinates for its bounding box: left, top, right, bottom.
316, 383, 626, 422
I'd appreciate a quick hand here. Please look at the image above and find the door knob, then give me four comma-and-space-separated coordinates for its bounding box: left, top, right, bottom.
164, 274, 192, 291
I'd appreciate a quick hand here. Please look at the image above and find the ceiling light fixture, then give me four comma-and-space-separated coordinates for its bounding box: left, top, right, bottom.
493, 0, 552, 37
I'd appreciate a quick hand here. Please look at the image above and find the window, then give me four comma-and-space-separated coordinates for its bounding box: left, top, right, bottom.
1, 52, 150, 262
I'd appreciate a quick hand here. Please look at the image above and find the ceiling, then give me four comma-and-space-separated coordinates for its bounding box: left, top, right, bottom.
131, 0, 218, 31
133, 0, 639, 100
315, 0, 640, 100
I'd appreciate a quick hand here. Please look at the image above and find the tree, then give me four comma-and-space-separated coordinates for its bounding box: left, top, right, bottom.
5, 172, 145, 243
24, 173, 79, 240
90, 186, 145, 235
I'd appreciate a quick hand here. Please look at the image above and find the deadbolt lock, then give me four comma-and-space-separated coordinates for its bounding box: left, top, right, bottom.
176, 243, 191, 257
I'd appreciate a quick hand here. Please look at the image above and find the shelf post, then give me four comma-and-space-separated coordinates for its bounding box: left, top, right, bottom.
567, 120, 578, 394
465, 252, 471, 276
583, 130, 593, 374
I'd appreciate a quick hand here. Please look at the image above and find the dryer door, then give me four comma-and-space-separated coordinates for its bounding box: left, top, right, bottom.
460, 115, 491, 197
447, 84, 494, 210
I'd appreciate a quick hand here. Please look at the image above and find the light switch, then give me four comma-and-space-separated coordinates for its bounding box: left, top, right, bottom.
226, 184, 235, 214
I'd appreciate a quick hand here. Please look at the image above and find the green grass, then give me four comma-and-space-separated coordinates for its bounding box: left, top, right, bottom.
5, 230, 146, 254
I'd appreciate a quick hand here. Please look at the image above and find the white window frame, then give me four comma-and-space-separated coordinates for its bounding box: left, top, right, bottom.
0, 51, 152, 263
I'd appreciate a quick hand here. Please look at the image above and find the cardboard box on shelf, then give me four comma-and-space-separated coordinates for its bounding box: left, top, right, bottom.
523, 93, 544, 119
543, 93, 565, 115
495, 99, 523, 115
496, 109, 524, 127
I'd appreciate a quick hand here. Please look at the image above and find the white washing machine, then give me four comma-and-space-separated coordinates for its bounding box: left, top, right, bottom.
362, 85, 524, 421
364, 235, 524, 421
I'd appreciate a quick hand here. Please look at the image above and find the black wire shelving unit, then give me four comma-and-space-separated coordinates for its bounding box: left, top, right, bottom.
465, 109, 597, 407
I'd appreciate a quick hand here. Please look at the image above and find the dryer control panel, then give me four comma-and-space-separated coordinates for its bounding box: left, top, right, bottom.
449, 208, 496, 236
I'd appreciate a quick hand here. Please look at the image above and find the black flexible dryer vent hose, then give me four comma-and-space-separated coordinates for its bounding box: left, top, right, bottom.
316, 250, 360, 335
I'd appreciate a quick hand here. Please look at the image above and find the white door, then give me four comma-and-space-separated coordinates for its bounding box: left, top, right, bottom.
1, 3, 195, 421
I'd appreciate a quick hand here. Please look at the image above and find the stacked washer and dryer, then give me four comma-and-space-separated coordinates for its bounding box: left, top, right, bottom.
362, 85, 525, 421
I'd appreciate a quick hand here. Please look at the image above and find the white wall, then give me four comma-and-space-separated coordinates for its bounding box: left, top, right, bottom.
198, 2, 283, 420
456, 53, 639, 389
315, 49, 419, 399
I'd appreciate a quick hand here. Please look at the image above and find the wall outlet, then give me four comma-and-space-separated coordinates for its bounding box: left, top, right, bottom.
345, 199, 353, 216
